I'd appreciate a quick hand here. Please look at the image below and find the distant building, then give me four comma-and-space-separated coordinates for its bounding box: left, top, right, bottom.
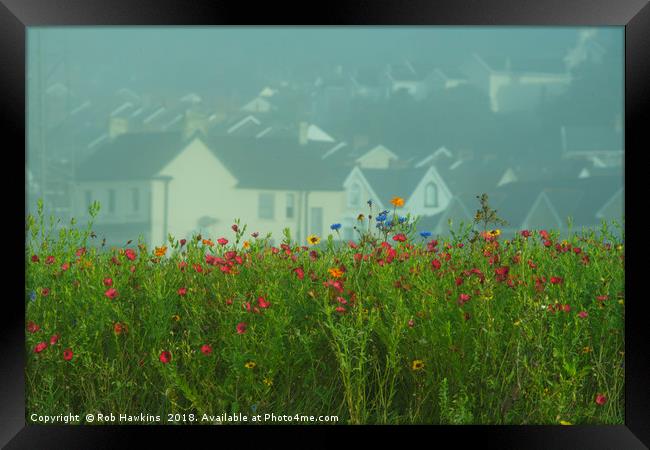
460, 54, 572, 113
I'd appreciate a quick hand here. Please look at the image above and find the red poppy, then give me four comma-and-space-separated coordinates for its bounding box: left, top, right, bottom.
124, 249, 136, 261
335, 306, 346, 313
543, 240, 552, 247
257, 296, 270, 309
540, 230, 549, 239
226, 298, 233, 305
201, 344, 213, 355
63, 348, 74, 361
337, 296, 347, 305
75, 247, 86, 257
159, 351, 172, 364
41, 288, 50, 297
34, 342, 47, 353
217, 237, 228, 246
180, 239, 187, 247
49, 334, 60, 345
562, 304, 571, 313
104, 288, 118, 300
61, 262, 70, 271
455, 277, 464, 286
31, 254, 39, 263
550, 277, 563, 285
293, 267, 305, 280
45, 255, 55, 265
431, 259, 441, 270
114, 322, 126, 335
178, 287, 187, 296
520, 230, 531, 238
236, 322, 247, 334
573, 247, 582, 254
103, 278, 113, 287
595, 393, 607, 406
578, 310, 588, 318
392, 233, 407, 242
27, 321, 40, 333
458, 293, 471, 306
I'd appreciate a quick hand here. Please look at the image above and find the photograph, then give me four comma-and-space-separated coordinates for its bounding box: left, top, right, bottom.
23, 25, 627, 427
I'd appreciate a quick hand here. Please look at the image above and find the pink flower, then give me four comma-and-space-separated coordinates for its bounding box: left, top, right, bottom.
49, 334, 60, 345
159, 351, 172, 364
293, 267, 305, 280
178, 287, 187, 296
236, 322, 247, 334
458, 293, 471, 306
392, 234, 407, 242
200, 344, 212, 355
578, 311, 588, 318
217, 238, 228, 246
63, 348, 74, 361
104, 288, 118, 300
257, 296, 270, 309
408, 319, 415, 328
34, 342, 47, 353
124, 249, 136, 261
595, 393, 607, 406
335, 306, 346, 314
431, 259, 441, 270
103, 278, 113, 287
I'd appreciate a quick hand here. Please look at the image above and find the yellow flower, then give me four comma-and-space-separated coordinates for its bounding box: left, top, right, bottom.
582, 346, 592, 354
171, 314, 181, 322
307, 234, 321, 246
357, 214, 365, 221
391, 196, 405, 208
263, 377, 273, 386
154, 245, 167, 257
244, 361, 256, 369
243, 240, 251, 249
328, 267, 344, 278
411, 359, 425, 371
490, 229, 501, 237
559, 420, 572, 426
513, 320, 522, 327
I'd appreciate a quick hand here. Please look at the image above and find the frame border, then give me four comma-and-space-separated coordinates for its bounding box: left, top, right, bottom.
2, 0, 647, 447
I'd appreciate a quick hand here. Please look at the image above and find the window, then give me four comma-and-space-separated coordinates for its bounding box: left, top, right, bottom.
348, 182, 361, 208
258, 193, 275, 219
425, 182, 438, 207
132, 188, 140, 212
108, 189, 116, 214
286, 193, 295, 219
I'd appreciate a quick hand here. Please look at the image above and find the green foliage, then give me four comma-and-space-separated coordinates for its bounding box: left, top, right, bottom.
24, 202, 624, 425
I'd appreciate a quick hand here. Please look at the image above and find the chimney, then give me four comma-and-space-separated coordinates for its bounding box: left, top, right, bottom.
108, 117, 128, 139
298, 122, 309, 146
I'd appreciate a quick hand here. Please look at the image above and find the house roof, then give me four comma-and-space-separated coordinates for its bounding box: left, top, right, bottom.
75, 132, 186, 181
562, 126, 623, 154
207, 135, 347, 191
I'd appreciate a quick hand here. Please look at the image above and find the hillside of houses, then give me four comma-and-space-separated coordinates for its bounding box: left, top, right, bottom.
26, 32, 623, 246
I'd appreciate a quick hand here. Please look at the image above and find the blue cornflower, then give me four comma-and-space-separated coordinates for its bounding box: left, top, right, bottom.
330, 223, 342, 231
367, 199, 373, 207
385, 220, 393, 228
420, 231, 432, 238
398, 216, 408, 224
29, 290, 36, 302
376, 213, 387, 222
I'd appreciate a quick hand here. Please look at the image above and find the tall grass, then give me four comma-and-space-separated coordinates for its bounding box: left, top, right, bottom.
25, 200, 624, 424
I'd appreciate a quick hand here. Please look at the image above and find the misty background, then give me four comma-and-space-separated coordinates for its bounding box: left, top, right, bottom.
26, 27, 624, 247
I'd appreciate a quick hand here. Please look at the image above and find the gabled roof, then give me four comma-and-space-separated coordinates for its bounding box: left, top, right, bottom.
76, 132, 186, 181
207, 135, 346, 191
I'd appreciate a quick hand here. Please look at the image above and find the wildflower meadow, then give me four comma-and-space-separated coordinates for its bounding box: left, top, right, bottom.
25, 196, 624, 425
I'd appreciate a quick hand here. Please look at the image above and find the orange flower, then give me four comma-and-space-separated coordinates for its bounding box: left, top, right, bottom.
154, 246, 167, 257
390, 196, 405, 207
202, 239, 214, 247
328, 267, 344, 278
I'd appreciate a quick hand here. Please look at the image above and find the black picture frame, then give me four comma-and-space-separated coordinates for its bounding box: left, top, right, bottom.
1, 0, 647, 447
